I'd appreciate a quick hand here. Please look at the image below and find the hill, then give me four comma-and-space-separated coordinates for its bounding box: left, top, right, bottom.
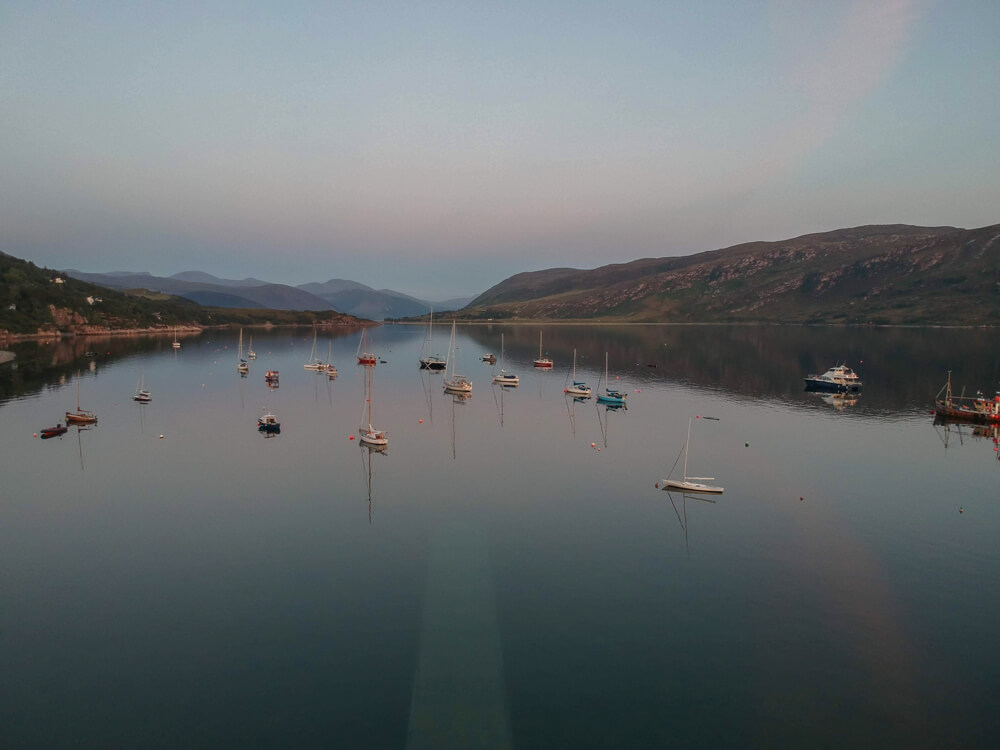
64, 270, 334, 311
297, 278, 431, 319
460, 224, 1000, 325
1, 252, 360, 338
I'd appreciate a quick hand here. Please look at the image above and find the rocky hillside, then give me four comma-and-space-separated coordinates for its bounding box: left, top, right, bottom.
462, 224, 1000, 324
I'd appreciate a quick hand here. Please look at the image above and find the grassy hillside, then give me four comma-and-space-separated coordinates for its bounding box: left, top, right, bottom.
458, 224, 1000, 325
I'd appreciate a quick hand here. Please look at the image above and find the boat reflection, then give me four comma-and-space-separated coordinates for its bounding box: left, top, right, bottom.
448, 391, 470, 459
933, 417, 1000, 462
662, 490, 717, 555
596, 401, 626, 448
810, 391, 861, 410
75, 424, 93, 471
360, 442, 387, 523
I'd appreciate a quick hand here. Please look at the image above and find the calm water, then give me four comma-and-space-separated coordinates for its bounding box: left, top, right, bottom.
2, 325, 998, 748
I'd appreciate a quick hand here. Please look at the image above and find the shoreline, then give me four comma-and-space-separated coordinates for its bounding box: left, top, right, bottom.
0, 320, 376, 344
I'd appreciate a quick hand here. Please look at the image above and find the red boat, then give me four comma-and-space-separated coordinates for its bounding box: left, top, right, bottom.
40, 424, 68, 439
934, 372, 1000, 424
356, 328, 377, 365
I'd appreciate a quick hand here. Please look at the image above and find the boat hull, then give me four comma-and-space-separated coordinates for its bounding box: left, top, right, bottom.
533, 359, 553, 368
660, 479, 724, 494
40, 425, 68, 439
493, 374, 519, 386
359, 430, 387, 446
804, 378, 860, 393
66, 412, 97, 425
934, 401, 1000, 424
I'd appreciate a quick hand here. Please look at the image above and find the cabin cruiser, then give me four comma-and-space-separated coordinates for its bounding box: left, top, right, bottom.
803, 364, 862, 392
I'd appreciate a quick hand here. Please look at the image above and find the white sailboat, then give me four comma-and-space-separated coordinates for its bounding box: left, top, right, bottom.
247, 335, 256, 359
533, 330, 553, 368
133, 373, 151, 403
359, 360, 387, 446
564, 349, 590, 397
443, 321, 472, 394
659, 417, 724, 494
420, 308, 446, 370
237, 329, 249, 374
304, 329, 324, 370
172, 327, 181, 349
492, 333, 519, 386
325, 339, 338, 377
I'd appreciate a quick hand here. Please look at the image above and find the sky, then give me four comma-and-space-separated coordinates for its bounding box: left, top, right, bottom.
1, 0, 998, 301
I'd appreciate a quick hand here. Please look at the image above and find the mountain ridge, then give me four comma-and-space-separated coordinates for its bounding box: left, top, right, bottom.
458, 223, 1000, 325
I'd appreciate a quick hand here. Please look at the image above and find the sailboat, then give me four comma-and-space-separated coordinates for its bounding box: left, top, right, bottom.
172, 327, 181, 349
596, 352, 626, 406
132, 373, 151, 403
533, 330, 553, 368
247, 335, 256, 359
359, 360, 387, 446
442, 321, 472, 394
325, 339, 338, 378
66, 371, 97, 424
492, 333, 519, 386
420, 308, 446, 370
304, 329, 325, 370
564, 349, 591, 397
357, 328, 377, 365
658, 417, 724, 494
237, 329, 249, 374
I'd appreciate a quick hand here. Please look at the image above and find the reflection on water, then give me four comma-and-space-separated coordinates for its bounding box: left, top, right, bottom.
2, 325, 1000, 748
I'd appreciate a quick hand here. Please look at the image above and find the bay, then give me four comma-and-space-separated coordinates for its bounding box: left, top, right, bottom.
1, 324, 998, 748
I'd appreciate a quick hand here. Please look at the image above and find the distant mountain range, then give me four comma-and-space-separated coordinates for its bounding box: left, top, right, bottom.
61, 270, 473, 320
0, 252, 361, 337
453, 223, 1000, 325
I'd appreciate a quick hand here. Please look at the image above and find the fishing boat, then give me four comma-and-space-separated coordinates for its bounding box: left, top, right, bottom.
564, 348, 591, 397
359, 360, 388, 446
133, 374, 151, 403
237, 329, 249, 374
66, 372, 98, 425
533, 331, 553, 368
172, 327, 181, 349
357, 328, 377, 366
492, 333, 519, 386
934, 371, 1000, 424
443, 321, 472, 394
257, 408, 280, 433
482, 352, 497, 363
304, 329, 325, 371
265, 369, 280, 382
658, 416, 724, 494
803, 364, 862, 392
419, 308, 446, 370
247, 335, 256, 360
40, 423, 68, 439
596, 352, 627, 406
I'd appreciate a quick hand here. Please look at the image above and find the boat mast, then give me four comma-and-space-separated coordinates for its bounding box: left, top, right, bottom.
683, 417, 692, 481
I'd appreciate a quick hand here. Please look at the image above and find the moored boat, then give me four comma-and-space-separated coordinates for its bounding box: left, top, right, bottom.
533, 331, 553, 368
804, 364, 862, 392
40, 423, 68, 439
66, 372, 98, 425
258, 409, 280, 433
934, 371, 1000, 424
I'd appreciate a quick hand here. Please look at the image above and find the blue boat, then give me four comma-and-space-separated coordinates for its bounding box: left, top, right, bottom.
596, 352, 627, 406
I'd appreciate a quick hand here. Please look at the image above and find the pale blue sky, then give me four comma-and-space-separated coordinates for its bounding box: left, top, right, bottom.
2, 1, 997, 300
